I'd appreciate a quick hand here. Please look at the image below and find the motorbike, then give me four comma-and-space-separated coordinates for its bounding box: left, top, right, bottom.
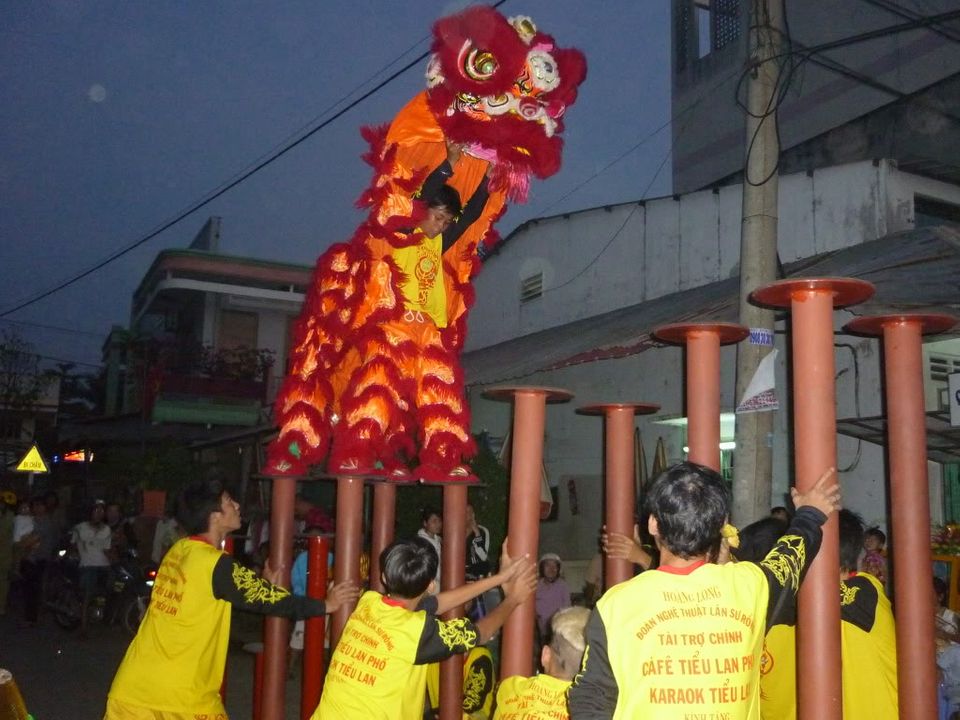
45, 546, 157, 635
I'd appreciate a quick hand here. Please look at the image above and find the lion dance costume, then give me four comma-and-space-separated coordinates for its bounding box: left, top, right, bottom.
265, 7, 586, 482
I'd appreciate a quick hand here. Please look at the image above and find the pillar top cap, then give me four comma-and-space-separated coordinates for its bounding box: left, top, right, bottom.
482, 385, 574, 403
653, 322, 749, 346
577, 402, 661, 416
844, 313, 957, 337
751, 277, 875, 309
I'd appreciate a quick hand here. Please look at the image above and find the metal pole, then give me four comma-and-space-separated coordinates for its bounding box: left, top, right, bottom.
369, 483, 397, 594
439, 484, 468, 720
732, 0, 785, 525
483, 386, 572, 679
654, 323, 748, 472
262, 476, 296, 720
846, 313, 956, 720
753, 277, 873, 720
577, 403, 660, 589
301, 535, 330, 720
331, 475, 363, 649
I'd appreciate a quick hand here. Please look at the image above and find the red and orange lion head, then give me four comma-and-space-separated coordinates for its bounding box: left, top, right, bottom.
426, 6, 587, 200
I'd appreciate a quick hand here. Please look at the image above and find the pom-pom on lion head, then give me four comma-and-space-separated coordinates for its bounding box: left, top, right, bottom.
426, 6, 586, 201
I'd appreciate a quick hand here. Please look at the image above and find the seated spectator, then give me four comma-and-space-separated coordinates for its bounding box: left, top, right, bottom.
859, 525, 887, 586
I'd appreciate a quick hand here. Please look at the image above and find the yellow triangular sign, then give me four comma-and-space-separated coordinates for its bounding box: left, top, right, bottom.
16, 445, 49, 474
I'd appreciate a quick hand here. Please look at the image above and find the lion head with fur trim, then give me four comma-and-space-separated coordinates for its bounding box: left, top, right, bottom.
426, 6, 586, 201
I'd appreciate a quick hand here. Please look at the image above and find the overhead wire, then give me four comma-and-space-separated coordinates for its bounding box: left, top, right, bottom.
0, 1, 510, 319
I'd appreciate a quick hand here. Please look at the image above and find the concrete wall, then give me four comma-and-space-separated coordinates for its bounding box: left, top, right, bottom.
468, 160, 960, 351
671, 0, 960, 194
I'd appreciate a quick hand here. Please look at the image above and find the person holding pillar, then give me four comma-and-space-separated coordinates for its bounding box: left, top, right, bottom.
313, 536, 536, 720
838, 509, 898, 720
568, 462, 841, 720
103, 479, 359, 720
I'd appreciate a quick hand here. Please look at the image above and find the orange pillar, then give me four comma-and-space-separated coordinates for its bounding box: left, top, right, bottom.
369, 483, 397, 593
331, 475, 364, 649
752, 277, 874, 720
484, 385, 573, 679
301, 534, 330, 720
262, 476, 296, 720
578, 402, 660, 588
845, 313, 956, 720
438, 483, 469, 720
654, 323, 748, 471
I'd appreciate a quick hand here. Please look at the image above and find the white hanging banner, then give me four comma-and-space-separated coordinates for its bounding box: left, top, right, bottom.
736, 348, 779, 413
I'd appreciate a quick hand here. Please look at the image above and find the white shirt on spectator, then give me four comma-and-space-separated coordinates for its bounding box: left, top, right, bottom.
72, 521, 112, 567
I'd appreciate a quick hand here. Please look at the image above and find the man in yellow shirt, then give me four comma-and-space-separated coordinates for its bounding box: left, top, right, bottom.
103, 479, 358, 720
313, 536, 535, 719
494, 606, 591, 719
568, 462, 841, 720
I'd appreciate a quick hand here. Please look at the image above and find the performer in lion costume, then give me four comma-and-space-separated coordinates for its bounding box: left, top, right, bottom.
266, 6, 586, 482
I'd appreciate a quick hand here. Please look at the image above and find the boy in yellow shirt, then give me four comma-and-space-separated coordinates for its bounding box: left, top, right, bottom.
494, 606, 591, 719
104, 479, 359, 719
313, 536, 536, 719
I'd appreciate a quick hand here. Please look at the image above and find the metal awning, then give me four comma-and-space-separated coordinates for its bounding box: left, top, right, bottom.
837, 411, 960, 464
463, 225, 960, 386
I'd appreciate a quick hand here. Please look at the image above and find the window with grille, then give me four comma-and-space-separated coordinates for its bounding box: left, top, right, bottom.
712, 0, 741, 51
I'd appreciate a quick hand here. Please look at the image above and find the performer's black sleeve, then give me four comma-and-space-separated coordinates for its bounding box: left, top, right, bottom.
442, 176, 490, 252
757, 506, 827, 629
567, 609, 618, 719
414, 613, 479, 664
840, 575, 880, 632
417, 160, 454, 204
211, 555, 326, 619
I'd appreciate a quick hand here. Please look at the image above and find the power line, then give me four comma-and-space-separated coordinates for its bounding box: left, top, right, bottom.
0, 1, 509, 319
0, 316, 105, 339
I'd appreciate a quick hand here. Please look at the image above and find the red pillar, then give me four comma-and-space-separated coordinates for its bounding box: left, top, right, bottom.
301, 534, 330, 720
577, 402, 660, 588
369, 483, 397, 594
331, 475, 364, 649
439, 483, 469, 720
262, 476, 296, 720
654, 323, 748, 472
752, 277, 874, 720
845, 313, 956, 720
483, 385, 573, 679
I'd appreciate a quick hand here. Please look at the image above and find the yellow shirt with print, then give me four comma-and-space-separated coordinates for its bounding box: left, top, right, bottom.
314, 590, 478, 720
393, 233, 447, 328
107, 537, 230, 715
494, 673, 572, 720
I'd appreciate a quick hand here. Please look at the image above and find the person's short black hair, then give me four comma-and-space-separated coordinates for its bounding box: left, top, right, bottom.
733, 517, 787, 563
380, 537, 438, 598
644, 462, 730, 559
865, 526, 886, 546
421, 506, 441, 525
428, 185, 462, 216
176, 478, 227, 535
838, 509, 865, 572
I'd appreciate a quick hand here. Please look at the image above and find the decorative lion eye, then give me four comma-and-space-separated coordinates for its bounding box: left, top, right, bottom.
457, 92, 480, 105
464, 48, 498, 81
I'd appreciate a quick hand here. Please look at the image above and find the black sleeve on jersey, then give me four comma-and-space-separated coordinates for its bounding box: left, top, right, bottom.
414, 612, 479, 665
211, 554, 326, 619
758, 506, 827, 630
840, 575, 880, 632
442, 175, 490, 252
417, 160, 454, 204
567, 609, 619, 719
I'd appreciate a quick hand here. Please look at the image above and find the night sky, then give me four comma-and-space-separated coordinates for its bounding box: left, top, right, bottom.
0, 1, 671, 369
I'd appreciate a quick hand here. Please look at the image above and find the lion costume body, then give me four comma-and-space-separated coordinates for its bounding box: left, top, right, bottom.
265, 7, 586, 482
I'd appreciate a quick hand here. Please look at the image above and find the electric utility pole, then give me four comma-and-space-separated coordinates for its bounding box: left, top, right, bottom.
732, 0, 784, 525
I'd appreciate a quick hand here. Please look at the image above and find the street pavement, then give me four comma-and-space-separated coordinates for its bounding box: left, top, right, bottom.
0, 604, 307, 720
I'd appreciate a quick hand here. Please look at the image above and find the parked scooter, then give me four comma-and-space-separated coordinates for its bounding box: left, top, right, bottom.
45, 546, 156, 635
